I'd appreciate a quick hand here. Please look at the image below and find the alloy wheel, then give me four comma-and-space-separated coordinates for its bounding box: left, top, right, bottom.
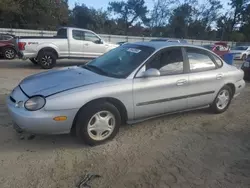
87, 111, 116, 141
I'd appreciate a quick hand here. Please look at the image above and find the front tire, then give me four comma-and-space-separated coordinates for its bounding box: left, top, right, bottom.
242, 54, 247, 61
37, 51, 57, 69
75, 102, 121, 146
210, 85, 233, 114
3, 47, 16, 59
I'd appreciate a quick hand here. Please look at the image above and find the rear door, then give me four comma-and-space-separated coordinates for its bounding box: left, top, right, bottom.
133, 47, 189, 119
82, 31, 108, 58
184, 47, 225, 109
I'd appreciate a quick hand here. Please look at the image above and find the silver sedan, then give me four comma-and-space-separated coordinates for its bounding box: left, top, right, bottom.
6, 42, 245, 145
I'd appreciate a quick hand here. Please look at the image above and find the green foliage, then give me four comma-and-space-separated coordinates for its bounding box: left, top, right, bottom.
108, 0, 149, 34
0, 0, 250, 41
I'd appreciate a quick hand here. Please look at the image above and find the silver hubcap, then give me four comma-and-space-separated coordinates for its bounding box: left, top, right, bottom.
41, 55, 52, 66
5, 49, 15, 59
87, 111, 116, 141
216, 89, 230, 110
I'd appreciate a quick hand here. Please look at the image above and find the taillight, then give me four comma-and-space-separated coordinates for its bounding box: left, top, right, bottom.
18, 42, 26, 50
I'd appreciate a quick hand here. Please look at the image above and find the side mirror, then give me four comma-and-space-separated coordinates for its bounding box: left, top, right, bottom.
142, 68, 160, 78
95, 39, 103, 44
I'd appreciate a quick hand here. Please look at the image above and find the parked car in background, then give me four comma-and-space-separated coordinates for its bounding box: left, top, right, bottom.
241, 56, 250, 80
7, 42, 245, 146
0, 33, 18, 60
150, 38, 188, 43
202, 42, 229, 57
230, 46, 250, 60
17, 27, 119, 69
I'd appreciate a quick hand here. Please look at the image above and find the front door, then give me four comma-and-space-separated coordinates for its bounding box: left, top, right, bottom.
184, 47, 225, 108
133, 47, 189, 119
83, 31, 108, 58
69, 29, 85, 57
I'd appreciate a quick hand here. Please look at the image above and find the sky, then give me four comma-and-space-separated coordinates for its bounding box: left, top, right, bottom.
68, 0, 230, 11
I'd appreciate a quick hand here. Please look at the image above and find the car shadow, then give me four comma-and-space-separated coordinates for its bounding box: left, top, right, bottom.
0, 108, 210, 152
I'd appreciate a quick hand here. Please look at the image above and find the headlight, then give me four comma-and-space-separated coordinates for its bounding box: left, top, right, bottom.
24, 96, 46, 111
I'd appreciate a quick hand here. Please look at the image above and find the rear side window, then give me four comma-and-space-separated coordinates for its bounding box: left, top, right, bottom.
212, 54, 223, 67
72, 30, 84, 40
186, 47, 216, 72
57, 29, 67, 38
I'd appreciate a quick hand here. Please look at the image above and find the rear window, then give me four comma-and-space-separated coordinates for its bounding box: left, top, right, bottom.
57, 29, 67, 38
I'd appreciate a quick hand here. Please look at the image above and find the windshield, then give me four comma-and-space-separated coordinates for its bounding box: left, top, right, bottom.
82, 44, 155, 78
232, 46, 248, 51
150, 39, 167, 42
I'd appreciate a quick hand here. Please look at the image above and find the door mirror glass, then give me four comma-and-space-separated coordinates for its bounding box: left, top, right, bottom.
142, 68, 160, 78
95, 39, 103, 44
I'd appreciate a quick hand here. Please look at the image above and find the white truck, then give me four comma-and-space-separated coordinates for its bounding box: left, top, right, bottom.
17, 27, 119, 69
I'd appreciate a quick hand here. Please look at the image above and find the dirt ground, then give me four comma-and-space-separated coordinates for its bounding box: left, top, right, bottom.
0, 59, 250, 188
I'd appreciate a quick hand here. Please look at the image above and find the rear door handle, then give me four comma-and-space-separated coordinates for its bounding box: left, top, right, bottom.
176, 79, 187, 86
84, 43, 89, 46
216, 74, 223, 80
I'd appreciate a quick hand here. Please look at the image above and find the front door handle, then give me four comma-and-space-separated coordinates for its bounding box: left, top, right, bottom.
84, 43, 89, 46
216, 74, 223, 80
176, 79, 187, 86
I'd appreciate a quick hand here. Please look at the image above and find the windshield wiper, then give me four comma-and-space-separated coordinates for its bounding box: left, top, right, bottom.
83, 64, 109, 76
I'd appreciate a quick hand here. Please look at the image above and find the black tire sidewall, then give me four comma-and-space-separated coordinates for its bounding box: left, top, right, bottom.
38, 51, 56, 69
75, 102, 121, 146
211, 85, 233, 114
4, 48, 16, 59
29, 58, 38, 65
242, 54, 247, 60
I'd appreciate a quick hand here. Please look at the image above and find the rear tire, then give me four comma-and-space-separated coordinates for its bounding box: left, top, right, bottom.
29, 58, 38, 65
37, 51, 57, 69
3, 47, 16, 60
210, 85, 233, 114
75, 101, 121, 146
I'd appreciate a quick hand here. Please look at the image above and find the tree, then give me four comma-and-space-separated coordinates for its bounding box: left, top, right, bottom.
150, 0, 178, 28
0, 0, 69, 29
168, 3, 193, 38
229, 0, 249, 31
108, 0, 149, 34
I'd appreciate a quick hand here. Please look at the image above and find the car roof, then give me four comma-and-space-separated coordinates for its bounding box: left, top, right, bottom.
132, 41, 201, 50
60, 27, 93, 33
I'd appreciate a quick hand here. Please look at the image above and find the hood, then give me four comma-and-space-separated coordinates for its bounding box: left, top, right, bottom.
19, 66, 113, 97
230, 50, 244, 54
105, 42, 119, 47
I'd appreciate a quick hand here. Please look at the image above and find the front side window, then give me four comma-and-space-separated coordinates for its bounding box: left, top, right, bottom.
146, 47, 184, 76
72, 30, 84, 40
186, 47, 216, 72
82, 44, 155, 78
84, 32, 100, 43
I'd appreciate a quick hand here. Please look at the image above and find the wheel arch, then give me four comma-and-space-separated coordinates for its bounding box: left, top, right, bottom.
225, 83, 236, 96
70, 97, 128, 134
1, 45, 17, 53
37, 47, 59, 58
